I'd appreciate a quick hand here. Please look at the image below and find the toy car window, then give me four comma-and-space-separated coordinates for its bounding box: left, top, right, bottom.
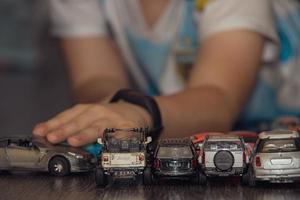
261, 139, 300, 153
204, 141, 242, 151
106, 131, 142, 141
157, 146, 193, 159
243, 137, 257, 144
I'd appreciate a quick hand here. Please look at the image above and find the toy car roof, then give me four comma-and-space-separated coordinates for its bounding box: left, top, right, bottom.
230, 131, 257, 138
259, 130, 299, 139
104, 127, 149, 134
0, 135, 32, 141
159, 138, 192, 147
206, 135, 241, 142
192, 132, 224, 143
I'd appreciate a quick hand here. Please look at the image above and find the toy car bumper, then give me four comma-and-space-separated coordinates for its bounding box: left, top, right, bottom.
204, 167, 244, 176
254, 168, 300, 182
154, 169, 197, 177
103, 167, 145, 177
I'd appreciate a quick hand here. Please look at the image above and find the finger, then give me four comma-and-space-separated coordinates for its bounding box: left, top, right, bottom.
33, 104, 89, 136
67, 128, 101, 147
46, 105, 116, 143
67, 120, 113, 147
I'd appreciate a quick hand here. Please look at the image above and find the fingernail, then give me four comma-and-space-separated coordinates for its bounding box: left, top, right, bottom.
33, 124, 46, 135
47, 134, 59, 143
68, 137, 82, 147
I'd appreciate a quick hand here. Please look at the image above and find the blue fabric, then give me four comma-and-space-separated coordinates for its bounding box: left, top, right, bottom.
239, 6, 300, 127
125, 1, 198, 95
126, 28, 172, 95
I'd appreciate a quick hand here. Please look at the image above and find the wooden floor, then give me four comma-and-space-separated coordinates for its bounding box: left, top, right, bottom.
1, 171, 300, 200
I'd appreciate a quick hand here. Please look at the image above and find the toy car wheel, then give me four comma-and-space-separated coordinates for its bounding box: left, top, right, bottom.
241, 172, 250, 186
248, 167, 256, 187
143, 167, 153, 185
198, 172, 207, 185
95, 167, 108, 187
48, 156, 70, 176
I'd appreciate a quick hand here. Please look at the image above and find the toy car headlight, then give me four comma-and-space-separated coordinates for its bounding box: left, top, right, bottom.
75, 155, 84, 159
68, 152, 84, 159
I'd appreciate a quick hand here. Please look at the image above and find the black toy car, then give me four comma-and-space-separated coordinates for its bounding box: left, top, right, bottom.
143, 138, 201, 184
95, 128, 152, 187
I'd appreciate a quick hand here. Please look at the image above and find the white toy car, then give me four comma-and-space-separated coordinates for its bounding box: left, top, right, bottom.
246, 130, 300, 186
199, 135, 248, 184
95, 128, 152, 187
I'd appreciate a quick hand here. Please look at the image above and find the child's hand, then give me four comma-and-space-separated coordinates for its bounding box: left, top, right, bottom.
32, 102, 152, 147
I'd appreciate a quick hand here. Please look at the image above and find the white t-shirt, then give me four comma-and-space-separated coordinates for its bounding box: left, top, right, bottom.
49, 0, 300, 124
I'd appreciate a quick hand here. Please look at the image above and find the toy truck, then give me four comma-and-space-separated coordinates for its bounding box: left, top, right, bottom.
199, 135, 249, 184
95, 128, 152, 187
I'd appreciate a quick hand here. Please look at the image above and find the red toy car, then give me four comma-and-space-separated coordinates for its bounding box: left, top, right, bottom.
191, 132, 224, 156
230, 131, 258, 163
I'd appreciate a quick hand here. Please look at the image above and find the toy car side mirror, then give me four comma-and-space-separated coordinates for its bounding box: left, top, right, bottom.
97, 138, 103, 145
146, 137, 152, 144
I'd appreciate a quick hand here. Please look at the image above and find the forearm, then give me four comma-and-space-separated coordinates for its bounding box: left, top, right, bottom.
156, 86, 239, 138
155, 31, 264, 138
72, 76, 129, 103
61, 37, 129, 103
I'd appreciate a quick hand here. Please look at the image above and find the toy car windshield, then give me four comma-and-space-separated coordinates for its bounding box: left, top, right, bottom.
157, 146, 193, 159
103, 128, 148, 152
204, 141, 243, 151
260, 139, 300, 153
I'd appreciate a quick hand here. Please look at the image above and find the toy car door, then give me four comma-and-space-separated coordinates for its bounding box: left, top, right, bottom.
5, 142, 41, 169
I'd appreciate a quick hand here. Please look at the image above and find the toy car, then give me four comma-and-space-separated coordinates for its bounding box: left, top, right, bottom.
230, 131, 258, 146
230, 131, 258, 161
95, 128, 152, 187
271, 116, 300, 131
143, 138, 201, 185
199, 135, 248, 184
0, 136, 96, 176
245, 130, 300, 186
192, 132, 224, 151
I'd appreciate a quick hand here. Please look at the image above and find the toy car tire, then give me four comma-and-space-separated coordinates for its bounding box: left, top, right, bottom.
48, 156, 71, 176
143, 167, 153, 185
248, 167, 256, 187
198, 172, 207, 185
241, 172, 250, 186
95, 167, 108, 187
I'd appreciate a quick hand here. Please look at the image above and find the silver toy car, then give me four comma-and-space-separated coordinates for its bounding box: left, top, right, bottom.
95, 128, 152, 187
199, 135, 248, 184
0, 136, 96, 176
246, 130, 300, 186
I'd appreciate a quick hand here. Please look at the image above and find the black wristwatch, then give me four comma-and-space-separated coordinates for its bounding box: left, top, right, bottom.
110, 89, 163, 139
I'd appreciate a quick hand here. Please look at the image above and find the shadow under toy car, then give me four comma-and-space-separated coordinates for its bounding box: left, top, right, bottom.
95, 128, 152, 187
245, 130, 300, 186
199, 135, 249, 185
0, 136, 96, 176
143, 138, 201, 185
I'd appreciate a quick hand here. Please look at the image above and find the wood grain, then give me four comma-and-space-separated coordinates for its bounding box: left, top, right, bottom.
1, 171, 300, 200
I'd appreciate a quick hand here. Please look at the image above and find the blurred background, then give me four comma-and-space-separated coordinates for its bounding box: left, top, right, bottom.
0, 0, 72, 135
